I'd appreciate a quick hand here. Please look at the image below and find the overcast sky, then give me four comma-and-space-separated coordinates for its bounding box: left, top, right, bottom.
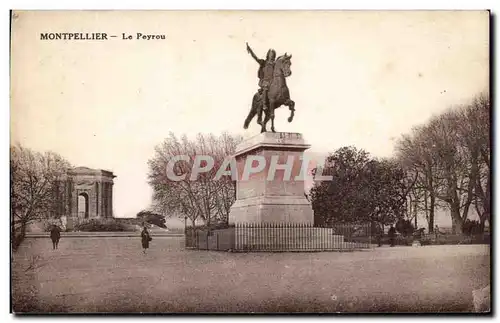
11, 11, 489, 220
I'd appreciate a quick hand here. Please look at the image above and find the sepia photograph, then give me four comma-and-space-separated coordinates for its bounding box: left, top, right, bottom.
9, 10, 491, 313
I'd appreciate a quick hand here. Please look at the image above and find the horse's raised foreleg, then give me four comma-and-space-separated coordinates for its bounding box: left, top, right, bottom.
285, 99, 295, 123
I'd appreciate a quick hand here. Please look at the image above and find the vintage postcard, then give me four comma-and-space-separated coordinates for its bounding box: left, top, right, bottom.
10, 10, 490, 313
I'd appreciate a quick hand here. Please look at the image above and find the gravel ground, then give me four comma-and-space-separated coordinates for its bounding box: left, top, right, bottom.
11, 236, 490, 313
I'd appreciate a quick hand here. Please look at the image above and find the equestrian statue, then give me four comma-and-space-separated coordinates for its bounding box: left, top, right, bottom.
243, 42, 295, 133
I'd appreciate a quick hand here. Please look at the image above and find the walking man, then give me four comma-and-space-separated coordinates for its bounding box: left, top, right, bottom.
388, 225, 396, 247
141, 224, 152, 254
50, 224, 61, 250
434, 225, 441, 243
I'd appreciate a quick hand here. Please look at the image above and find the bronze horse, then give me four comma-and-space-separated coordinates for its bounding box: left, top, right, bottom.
243, 53, 295, 133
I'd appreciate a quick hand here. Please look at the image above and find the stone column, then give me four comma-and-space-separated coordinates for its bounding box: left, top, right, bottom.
102, 182, 107, 217
95, 182, 99, 217
102, 182, 109, 217
71, 189, 79, 218
108, 183, 113, 218
89, 183, 97, 218
100, 181, 105, 218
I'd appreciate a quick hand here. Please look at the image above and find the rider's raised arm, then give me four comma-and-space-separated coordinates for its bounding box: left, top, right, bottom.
246, 42, 263, 64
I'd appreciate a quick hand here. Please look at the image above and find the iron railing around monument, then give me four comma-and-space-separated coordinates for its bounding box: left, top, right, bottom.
185, 222, 373, 252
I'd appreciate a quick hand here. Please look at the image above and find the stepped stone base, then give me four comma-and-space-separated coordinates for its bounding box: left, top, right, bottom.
229, 196, 313, 224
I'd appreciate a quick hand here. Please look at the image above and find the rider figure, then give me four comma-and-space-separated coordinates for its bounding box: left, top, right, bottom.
246, 42, 276, 124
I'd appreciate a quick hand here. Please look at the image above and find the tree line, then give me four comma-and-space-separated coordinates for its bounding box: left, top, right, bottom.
147, 93, 489, 236
11, 93, 487, 244
395, 93, 490, 234
311, 93, 490, 235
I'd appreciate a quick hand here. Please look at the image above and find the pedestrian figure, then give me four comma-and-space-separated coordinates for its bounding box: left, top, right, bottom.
377, 230, 383, 247
376, 224, 383, 247
434, 225, 441, 243
141, 225, 152, 254
50, 225, 61, 250
388, 225, 396, 247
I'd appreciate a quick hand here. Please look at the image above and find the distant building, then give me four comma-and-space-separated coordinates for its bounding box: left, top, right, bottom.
51, 167, 116, 225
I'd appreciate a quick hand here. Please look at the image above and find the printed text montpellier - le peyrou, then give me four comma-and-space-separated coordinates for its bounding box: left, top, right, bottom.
40, 33, 166, 40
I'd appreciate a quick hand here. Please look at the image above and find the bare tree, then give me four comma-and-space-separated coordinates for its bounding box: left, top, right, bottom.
454, 94, 490, 231
147, 132, 242, 229
426, 112, 470, 234
11, 145, 71, 249
396, 129, 442, 233
396, 93, 490, 234
205, 132, 240, 224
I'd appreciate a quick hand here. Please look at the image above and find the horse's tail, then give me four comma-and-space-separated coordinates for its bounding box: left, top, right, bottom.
243, 115, 252, 129
243, 92, 260, 129
243, 109, 254, 129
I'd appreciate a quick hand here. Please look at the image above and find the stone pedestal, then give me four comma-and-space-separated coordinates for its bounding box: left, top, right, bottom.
228, 132, 314, 225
